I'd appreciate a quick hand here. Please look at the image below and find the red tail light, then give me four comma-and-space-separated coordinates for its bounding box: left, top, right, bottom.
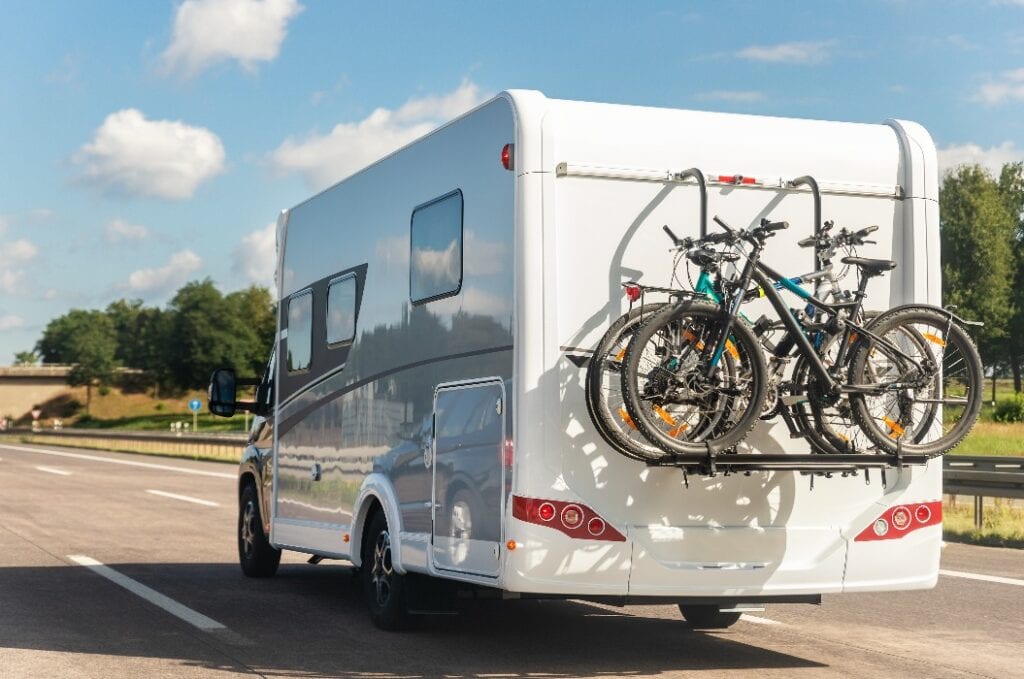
512, 496, 625, 542
854, 501, 941, 542
623, 283, 642, 302
501, 143, 514, 170
503, 438, 514, 469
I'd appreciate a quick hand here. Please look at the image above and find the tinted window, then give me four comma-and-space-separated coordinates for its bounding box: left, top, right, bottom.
410, 190, 462, 303
326, 274, 357, 345
286, 291, 312, 372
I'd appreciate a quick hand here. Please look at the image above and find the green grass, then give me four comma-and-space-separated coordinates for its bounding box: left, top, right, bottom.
74, 412, 249, 433
951, 421, 1024, 456
943, 500, 1024, 548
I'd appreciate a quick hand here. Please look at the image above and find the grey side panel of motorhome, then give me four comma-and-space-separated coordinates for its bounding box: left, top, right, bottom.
272, 99, 515, 540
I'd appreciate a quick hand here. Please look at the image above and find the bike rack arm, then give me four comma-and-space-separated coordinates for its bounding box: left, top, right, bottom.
675, 167, 707, 239
789, 175, 821, 271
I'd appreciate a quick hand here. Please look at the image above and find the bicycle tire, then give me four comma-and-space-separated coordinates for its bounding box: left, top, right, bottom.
584, 304, 669, 461
621, 301, 767, 455
848, 307, 983, 457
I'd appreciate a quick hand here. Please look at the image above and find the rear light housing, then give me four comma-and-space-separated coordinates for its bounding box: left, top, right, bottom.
623, 283, 642, 302
501, 143, 514, 170
512, 496, 625, 542
854, 500, 941, 541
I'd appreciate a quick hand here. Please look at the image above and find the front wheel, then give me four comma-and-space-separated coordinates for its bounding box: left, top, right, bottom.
362, 511, 410, 630
678, 604, 742, 629
848, 308, 983, 457
238, 482, 281, 578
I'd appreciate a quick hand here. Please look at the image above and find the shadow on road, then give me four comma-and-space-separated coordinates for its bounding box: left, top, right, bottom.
0, 561, 825, 677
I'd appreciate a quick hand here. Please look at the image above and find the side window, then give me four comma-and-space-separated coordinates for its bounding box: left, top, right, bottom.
410, 189, 463, 304
286, 291, 313, 372
326, 274, 357, 345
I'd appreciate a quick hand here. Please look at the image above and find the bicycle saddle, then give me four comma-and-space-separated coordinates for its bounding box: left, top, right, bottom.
841, 256, 896, 276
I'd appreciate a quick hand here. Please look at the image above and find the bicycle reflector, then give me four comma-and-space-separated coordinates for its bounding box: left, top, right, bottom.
501, 143, 514, 170
624, 283, 642, 302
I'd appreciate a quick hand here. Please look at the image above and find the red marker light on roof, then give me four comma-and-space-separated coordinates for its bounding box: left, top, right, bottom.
624, 284, 642, 302
501, 143, 514, 170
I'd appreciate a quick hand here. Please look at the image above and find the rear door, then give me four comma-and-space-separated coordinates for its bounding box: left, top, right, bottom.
431, 379, 505, 577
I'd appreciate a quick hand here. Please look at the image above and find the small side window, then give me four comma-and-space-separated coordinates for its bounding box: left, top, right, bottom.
326, 274, 357, 345
410, 189, 463, 304
286, 291, 313, 372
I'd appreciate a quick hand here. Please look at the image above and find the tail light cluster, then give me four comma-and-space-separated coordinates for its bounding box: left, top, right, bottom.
512, 495, 626, 542
854, 500, 941, 542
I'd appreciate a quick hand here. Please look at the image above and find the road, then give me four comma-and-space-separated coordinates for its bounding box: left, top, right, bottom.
0, 441, 1021, 679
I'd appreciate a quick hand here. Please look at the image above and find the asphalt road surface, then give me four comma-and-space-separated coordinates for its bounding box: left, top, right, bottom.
1, 441, 1022, 678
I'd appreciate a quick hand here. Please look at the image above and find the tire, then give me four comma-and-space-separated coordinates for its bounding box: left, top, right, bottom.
584, 304, 669, 461
362, 511, 410, 631
621, 301, 767, 455
238, 482, 281, 578
848, 308, 983, 457
678, 604, 742, 629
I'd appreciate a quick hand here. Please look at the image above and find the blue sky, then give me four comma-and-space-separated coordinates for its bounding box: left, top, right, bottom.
1, 0, 1022, 363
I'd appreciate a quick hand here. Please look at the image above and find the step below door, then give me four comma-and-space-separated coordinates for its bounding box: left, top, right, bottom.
432, 379, 505, 577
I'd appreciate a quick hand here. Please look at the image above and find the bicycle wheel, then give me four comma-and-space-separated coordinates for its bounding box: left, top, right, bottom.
584, 304, 668, 461
621, 301, 767, 455
848, 308, 983, 457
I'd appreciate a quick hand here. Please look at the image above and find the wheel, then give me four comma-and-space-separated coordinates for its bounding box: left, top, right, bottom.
678, 604, 742, 629
362, 511, 410, 630
848, 308, 983, 457
238, 482, 281, 578
584, 303, 669, 461
621, 301, 767, 455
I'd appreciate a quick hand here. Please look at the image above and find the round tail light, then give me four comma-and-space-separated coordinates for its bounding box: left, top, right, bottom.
891, 507, 912, 531
587, 517, 606, 536
537, 502, 556, 522
915, 504, 932, 524
561, 504, 583, 529
872, 518, 889, 537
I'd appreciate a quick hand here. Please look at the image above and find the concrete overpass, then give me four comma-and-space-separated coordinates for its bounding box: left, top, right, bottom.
0, 365, 75, 420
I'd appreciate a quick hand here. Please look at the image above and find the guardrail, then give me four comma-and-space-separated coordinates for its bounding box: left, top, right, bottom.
943, 455, 1024, 528
0, 427, 247, 462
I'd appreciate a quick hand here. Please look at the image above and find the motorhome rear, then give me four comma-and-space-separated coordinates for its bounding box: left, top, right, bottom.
213, 90, 943, 630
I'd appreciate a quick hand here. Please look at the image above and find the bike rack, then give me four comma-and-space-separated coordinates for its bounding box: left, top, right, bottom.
674, 168, 708, 238
788, 175, 822, 272
646, 452, 934, 476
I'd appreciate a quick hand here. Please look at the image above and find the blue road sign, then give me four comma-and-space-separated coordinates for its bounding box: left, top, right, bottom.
188, 399, 202, 413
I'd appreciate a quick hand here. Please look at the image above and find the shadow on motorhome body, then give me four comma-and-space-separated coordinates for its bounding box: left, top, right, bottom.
0, 560, 825, 676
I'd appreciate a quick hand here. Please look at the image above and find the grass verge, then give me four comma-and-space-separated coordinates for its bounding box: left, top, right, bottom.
943, 498, 1024, 548
3, 433, 242, 465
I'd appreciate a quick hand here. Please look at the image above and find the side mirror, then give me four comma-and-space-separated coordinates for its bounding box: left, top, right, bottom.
208, 368, 238, 418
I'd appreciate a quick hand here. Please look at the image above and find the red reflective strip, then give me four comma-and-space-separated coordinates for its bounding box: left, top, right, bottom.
854, 501, 942, 542
715, 175, 758, 185
512, 495, 626, 542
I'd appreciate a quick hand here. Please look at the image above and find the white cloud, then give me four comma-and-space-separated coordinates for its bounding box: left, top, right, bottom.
974, 67, 1024, 105
0, 315, 25, 331
695, 90, 765, 103
738, 40, 835, 64
937, 141, 1022, 175
271, 79, 488, 190
233, 222, 277, 289
105, 218, 150, 244
75, 108, 226, 200
125, 250, 203, 294
0, 239, 35, 261
162, 0, 303, 79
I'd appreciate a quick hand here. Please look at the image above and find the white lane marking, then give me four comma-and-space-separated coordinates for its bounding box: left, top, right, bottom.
36, 465, 71, 476
940, 569, 1024, 587
740, 614, 783, 626
0, 444, 234, 479
68, 555, 226, 630
147, 489, 219, 507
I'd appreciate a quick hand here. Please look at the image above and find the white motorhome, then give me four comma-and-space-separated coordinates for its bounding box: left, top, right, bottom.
211, 90, 943, 630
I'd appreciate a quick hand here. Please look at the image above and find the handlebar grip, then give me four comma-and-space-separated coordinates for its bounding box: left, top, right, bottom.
663, 224, 683, 246
859, 225, 880, 236
713, 215, 737, 234
762, 220, 789, 232
797, 236, 816, 248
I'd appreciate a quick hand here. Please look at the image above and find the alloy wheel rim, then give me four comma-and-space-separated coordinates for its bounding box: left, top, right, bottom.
371, 530, 393, 607
241, 501, 255, 557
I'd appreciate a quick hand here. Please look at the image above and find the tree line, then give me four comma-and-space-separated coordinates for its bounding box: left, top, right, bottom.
23, 280, 275, 411
940, 162, 1024, 392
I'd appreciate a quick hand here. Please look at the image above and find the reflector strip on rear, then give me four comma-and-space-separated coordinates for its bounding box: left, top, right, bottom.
854, 501, 942, 541
512, 496, 626, 542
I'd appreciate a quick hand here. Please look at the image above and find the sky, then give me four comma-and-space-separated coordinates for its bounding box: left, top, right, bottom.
1, 0, 1022, 364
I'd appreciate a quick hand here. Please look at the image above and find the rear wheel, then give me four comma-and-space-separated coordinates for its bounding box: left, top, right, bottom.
238, 482, 281, 578
362, 511, 410, 630
678, 604, 742, 629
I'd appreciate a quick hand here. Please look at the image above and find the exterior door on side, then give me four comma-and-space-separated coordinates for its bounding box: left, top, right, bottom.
432, 380, 505, 577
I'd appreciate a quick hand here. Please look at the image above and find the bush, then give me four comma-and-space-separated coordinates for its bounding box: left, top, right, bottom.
97, 385, 111, 397
154, 402, 165, 411
992, 393, 1024, 423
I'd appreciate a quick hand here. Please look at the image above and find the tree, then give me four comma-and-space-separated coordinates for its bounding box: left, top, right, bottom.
13, 350, 38, 366
36, 310, 118, 414
939, 165, 1017, 384
998, 162, 1024, 391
